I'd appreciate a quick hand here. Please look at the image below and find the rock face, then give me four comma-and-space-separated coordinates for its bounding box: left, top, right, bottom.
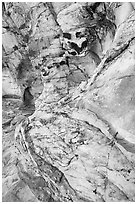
2, 2, 135, 202
2, 68, 21, 96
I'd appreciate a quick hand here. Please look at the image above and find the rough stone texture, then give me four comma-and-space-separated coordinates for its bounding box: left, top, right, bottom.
2, 2, 135, 202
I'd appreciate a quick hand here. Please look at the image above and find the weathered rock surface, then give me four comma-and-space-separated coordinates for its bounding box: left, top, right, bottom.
2, 68, 21, 97
2, 2, 135, 202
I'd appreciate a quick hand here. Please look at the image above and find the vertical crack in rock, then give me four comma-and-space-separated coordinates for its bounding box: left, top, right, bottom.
45, 2, 60, 27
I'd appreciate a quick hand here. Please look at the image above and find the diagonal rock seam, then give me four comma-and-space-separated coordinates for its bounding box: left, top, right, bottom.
15, 121, 92, 201
14, 109, 134, 201
86, 36, 135, 89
